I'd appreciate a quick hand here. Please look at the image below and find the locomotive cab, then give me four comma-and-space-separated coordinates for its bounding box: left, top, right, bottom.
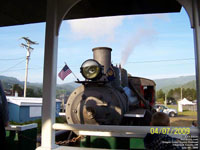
128, 76, 156, 108
123, 76, 156, 125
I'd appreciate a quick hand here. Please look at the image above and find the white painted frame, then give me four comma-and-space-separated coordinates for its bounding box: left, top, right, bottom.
37, 0, 200, 149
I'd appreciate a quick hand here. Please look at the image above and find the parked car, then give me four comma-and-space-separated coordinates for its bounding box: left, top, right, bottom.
154, 104, 178, 117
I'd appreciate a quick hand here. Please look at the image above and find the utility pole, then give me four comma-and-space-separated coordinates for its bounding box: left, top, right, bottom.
20, 37, 38, 97
164, 93, 167, 106
181, 87, 183, 100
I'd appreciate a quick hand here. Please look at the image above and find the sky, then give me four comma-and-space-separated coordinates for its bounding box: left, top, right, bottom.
0, 8, 196, 84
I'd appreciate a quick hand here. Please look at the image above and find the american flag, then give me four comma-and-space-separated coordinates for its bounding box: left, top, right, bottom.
58, 64, 72, 80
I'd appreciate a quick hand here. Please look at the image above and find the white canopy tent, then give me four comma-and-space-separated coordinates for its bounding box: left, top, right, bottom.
178, 98, 195, 112
179, 98, 195, 105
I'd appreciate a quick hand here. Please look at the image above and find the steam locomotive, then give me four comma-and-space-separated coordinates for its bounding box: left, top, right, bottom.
65, 47, 156, 126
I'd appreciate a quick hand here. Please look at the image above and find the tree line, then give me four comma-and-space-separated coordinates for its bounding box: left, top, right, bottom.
8, 84, 68, 98
12, 84, 42, 97
156, 87, 196, 104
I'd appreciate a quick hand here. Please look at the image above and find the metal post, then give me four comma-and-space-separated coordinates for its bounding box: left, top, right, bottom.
192, 0, 200, 129
36, 0, 81, 149
177, 1, 200, 144
177, 1, 200, 147
37, 0, 59, 149
181, 87, 182, 100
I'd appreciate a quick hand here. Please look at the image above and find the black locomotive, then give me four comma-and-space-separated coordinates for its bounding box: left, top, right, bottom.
66, 47, 156, 126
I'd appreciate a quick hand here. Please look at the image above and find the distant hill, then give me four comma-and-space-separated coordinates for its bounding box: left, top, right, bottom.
0, 75, 196, 94
0, 75, 23, 86
58, 81, 80, 89
0, 75, 78, 94
0, 75, 43, 91
154, 75, 196, 92
57, 82, 80, 95
182, 80, 196, 89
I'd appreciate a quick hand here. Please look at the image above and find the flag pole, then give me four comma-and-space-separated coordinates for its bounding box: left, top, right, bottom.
65, 62, 80, 81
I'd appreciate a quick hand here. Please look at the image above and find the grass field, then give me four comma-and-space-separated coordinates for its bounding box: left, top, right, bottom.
178, 111, 197, 116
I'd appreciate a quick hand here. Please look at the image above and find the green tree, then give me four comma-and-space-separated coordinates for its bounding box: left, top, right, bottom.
156, 89, 165, 103
167, 89, 175, 103
166, 87, 197, 104
26, 88, 35, 97
183, 88, 196, 101
12, 84, 23, 96
26, 88, 43, 97
35, 88, 42, 97
173, 88, 181, 100
56, 89, 67, 99
157, 89, 165, 99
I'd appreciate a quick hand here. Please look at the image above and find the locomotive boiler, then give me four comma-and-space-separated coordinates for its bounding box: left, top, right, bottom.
66, 47, 156, 126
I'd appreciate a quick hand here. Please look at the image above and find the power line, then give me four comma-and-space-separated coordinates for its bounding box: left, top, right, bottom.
0, 57, 25, 61
127, 58, 194, 64
0, 58, 194, 74
0, 66, 79, 73
0, 68, 26, 73
0, 59, 26, 74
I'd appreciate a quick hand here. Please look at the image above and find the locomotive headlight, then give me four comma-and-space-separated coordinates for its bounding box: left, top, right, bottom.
81, 59, 102, 80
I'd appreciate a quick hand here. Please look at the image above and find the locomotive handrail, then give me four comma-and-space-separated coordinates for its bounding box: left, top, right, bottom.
53, 123, 198, 138
128, 81, 152, 109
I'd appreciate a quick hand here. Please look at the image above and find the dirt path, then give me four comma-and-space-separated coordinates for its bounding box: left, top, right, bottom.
170, 115, 197, 127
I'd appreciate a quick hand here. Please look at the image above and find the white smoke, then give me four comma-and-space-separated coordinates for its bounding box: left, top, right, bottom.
120, 28, 157, 67
67, 16, 125, 41
67, 14, 168, 66
120, 14, 169, 67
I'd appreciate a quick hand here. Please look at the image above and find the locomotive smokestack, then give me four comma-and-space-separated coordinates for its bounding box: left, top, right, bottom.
92, 47, 112, 74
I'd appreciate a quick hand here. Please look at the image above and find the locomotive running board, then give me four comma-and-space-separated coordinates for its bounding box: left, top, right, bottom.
124, 109, 146, 118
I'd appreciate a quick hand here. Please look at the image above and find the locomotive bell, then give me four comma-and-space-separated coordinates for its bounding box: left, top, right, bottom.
92, 47, 112, 74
